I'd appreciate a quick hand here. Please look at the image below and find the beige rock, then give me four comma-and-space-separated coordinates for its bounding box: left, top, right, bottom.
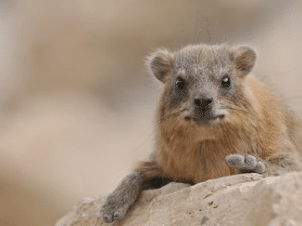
55, 172, 302, 226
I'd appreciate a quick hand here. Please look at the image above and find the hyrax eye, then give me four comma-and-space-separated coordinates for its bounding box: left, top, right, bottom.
221, 75, 231, 88
175, 77, 186, 90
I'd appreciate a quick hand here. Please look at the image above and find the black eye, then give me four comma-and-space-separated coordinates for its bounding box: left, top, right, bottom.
221, 75, 231, 88
175, 77, 185, 90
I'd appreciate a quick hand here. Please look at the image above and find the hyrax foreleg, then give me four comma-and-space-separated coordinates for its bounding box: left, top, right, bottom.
99, 160, 166, 223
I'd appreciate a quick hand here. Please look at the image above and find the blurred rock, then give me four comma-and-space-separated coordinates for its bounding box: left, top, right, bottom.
11, 0, 272, 109
253, 0, 302, 116
55, 172, 302, 226
1, 1, 302, 226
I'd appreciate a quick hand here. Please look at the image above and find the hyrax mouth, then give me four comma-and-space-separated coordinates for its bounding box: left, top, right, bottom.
184, 110, 225, 125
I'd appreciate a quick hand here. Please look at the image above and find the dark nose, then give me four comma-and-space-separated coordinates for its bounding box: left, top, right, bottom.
194, 97, 213, 108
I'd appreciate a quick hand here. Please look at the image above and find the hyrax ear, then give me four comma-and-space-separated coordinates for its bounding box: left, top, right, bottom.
148, 49, 174, 83
232, 46, 256, 77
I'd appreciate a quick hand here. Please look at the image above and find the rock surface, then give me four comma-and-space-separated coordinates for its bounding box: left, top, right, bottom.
55, 172, 302, 226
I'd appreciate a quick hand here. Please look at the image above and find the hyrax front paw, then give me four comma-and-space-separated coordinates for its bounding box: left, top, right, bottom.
99, 172, 143, 223
226, 154, 266, 174
100, 196, 130, 223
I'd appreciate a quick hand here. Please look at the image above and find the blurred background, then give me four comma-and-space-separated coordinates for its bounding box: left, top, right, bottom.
1, 0, 302, 225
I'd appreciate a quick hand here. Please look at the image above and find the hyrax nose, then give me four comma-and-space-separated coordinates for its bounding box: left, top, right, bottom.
194, 97, 213, 108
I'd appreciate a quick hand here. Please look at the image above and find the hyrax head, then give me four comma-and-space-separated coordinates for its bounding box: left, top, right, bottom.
148, 44, 256, 127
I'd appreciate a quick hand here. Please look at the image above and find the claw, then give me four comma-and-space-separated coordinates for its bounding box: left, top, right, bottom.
254, 161, 266, 174
226, 154, 266, 174
100, 212, 113, 224
244, 155, 257, 170
226, 154, 245, 167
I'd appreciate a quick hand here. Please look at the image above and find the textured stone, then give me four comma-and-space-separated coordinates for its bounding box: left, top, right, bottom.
55, 172, 302, 226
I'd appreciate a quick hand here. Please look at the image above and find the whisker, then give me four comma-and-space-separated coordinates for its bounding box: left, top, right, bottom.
156, 108, 188, 124
154, 108, 189, 132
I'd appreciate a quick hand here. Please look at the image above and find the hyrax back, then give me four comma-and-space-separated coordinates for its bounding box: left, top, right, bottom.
100, 43, 302, 223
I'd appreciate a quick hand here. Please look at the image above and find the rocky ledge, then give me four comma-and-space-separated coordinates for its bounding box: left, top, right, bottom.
55, 172, 302, 226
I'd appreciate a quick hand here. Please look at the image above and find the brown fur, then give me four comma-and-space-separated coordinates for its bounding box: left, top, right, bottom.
100, 44, 302, 223
152, 73, 302, 183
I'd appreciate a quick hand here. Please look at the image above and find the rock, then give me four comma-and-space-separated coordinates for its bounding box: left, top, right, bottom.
55, 172, 302, 226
